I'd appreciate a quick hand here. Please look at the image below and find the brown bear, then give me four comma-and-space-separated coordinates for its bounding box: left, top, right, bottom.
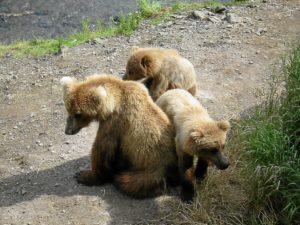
156, 89, 230, 202
60, 74, 178, 198
123, 47, 197, 100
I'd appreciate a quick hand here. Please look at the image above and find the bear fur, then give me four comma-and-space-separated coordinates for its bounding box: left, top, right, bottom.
60, 74, 178, 198
156, 89, 230, 202
123, 47, 197, 100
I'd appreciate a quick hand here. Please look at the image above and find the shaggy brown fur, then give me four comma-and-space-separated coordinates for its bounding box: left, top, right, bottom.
123, 47, 197, 100
60, 74, 178, 198
156, 89, 230, 202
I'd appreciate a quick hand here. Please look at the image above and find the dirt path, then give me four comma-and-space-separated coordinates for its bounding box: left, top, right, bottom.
1, 0, 300, 224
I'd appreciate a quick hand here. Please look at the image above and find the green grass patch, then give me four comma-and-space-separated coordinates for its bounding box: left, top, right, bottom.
0, 0, 246, 57
239, 41, 300, 224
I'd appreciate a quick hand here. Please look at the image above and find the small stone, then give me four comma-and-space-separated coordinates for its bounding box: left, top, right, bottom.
21, 189, 26, 195
207, 11, 215, 17
208, 16, 222, 23
247, 3, 257, 8
179, 27, 186, 30
214, 6, 227, 13
226, 13, 242, 24
112, 16, 121, 23
163, 21, 173, 27
256, 28, 267, 36
57, 45, 69, 58
90, 38, 103, 45
191, 10, 207, 20
127, 36, 139, 43
249, 61, 254, 64
171, 14, 186, 19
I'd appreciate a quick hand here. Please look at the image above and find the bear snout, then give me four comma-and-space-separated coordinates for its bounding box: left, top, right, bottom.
65, 127, 81, 135
214, 153, 230, 170
217, 161, 230, 170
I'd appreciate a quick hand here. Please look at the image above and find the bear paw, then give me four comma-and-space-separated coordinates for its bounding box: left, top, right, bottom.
180, 190, 194, 203
75, 170, 103, 186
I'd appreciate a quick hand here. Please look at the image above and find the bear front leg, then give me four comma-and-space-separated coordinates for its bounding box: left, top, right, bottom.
150, 76, 169, 100
75, 135, 118, 186
179, 153, 195, 202
194, 157, 208, 184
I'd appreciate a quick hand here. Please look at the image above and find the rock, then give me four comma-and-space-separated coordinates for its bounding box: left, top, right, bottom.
214, 6, 227, 13
191, 10, 207, 20
90, 37, 103, 45
226, 13, 242, 24
21, 189, 26, 195
57, 45, 69, 58
163, 21, 173, 28
247, 3, 258, 8
256, 28, 267, 36
208, 16, 222, 23
112, 15, 121, 23
127, 36, 139, 43
171, 14, 186, 19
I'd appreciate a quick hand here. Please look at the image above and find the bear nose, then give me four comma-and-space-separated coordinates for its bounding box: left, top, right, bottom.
219, 162, 230, 170
65, 129, 74, 135
215, 156, 230, 170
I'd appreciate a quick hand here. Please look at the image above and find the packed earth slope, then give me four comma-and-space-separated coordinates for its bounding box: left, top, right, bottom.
0, 0, 300, 224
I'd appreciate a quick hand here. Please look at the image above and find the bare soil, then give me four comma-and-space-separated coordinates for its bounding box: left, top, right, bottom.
1, 0, 300, 224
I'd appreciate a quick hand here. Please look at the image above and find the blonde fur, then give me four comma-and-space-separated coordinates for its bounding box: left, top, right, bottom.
124, 47, 197, 100
156, 89, 230, 201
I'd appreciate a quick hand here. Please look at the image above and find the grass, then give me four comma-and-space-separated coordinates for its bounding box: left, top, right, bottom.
0, 0, 245, 58
158, 42, 300, 225
240, 41, 300, 224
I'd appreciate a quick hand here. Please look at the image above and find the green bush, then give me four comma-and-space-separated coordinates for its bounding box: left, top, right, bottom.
241, 41, 300, 224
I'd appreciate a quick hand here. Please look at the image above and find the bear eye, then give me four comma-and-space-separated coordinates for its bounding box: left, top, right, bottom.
74, 113, 82, 120
210, 148, 218, 155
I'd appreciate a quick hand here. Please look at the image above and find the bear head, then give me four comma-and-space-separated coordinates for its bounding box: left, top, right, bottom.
187, 120, 230, 170
123, 47, 155, 81
60, 75, 116, 135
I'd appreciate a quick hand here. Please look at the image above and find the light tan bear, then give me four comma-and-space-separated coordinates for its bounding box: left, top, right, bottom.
123, 47, 197, 100
156, 89, 230, 202
60, 74, 178, 198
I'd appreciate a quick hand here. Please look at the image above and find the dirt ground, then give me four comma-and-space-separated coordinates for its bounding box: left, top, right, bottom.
1, 0, 300, 224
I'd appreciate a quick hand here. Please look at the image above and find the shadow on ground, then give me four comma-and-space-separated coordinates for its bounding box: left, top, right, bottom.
0, 156, 169, 224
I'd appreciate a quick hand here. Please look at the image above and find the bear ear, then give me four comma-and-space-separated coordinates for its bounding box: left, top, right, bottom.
130, 46, 139, 54
141, 55, 151, 70
60, 76, 76, 87
217, 120, 230, 131
190, 130, 204, 144
94, 86, 108, 98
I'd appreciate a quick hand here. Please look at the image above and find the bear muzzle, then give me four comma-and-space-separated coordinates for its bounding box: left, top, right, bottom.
65, 127, 81, 135
214, 153, 230, 170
